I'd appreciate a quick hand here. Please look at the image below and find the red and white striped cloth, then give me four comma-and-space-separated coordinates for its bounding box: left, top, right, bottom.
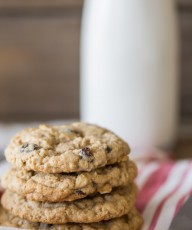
0, 150, 192, 230
134, 150, 192, 230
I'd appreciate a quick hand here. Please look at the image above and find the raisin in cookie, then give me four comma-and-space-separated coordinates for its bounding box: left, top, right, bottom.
5, 122, 129, 173
0, 205, 143, 230
2, 160, 137, 202
1, 184, 137, 224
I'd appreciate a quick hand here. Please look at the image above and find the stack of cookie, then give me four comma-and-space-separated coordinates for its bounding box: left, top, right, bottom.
0, 122, 143, 229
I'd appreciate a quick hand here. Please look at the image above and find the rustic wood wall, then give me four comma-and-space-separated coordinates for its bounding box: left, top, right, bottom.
0, 0, 83, 121
0, 0, 191, 123
179, 0, 192, 122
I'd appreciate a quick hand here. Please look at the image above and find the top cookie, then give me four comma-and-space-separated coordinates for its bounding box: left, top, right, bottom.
5, 122, 130, 173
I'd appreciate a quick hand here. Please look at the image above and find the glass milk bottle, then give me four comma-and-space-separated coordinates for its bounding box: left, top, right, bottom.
80, 0, 178, 149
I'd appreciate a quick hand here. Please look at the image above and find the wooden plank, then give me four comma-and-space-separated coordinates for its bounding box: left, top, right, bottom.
174, 138, 192, 158
0, 0, 83, 18
0, 16, 80, 121
178, 0, 192, 8
0, 0, 83, 9
178, 10, 192, 120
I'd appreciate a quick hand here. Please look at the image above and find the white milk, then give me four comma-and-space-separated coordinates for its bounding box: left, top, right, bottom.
80, 0, 178, 149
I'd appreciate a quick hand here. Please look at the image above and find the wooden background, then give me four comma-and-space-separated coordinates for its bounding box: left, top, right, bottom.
179, 0, 192, 123
0, 0, 191, 124
0, 0, 83, 121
